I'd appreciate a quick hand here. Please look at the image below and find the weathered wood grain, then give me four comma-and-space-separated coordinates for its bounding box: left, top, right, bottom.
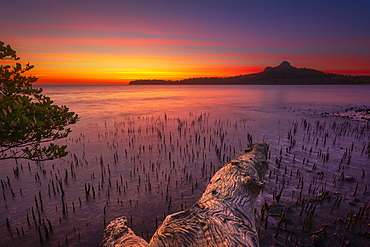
100, 217, 149, 247
101, 142, 269, 247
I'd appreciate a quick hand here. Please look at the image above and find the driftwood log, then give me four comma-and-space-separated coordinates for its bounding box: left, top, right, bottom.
101, 142, 269, 247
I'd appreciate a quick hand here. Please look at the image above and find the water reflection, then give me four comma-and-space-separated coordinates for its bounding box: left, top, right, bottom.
1, 85, 369, 246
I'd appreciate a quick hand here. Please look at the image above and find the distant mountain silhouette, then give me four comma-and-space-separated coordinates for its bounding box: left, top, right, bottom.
129, 61, 370, 85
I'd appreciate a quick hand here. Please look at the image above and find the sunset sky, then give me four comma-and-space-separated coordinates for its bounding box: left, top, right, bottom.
1, 0, 370, 84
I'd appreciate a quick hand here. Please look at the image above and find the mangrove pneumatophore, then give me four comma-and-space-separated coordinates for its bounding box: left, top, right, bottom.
101, 142, 269, 247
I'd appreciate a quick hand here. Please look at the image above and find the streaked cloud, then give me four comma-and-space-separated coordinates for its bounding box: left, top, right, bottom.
1, 0, 369, 84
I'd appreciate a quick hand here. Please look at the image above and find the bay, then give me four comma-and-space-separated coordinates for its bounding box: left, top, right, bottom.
1, 85, 369, 246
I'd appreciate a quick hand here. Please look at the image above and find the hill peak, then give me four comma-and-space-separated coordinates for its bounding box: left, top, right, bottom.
278, 61, 291, 68
264, 61, 293, 72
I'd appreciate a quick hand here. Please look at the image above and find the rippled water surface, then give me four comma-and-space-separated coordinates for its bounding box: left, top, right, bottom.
1, 85, 369, 246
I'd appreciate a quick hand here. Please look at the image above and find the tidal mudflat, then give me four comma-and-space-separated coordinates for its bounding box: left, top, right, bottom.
1, 85, 369, 246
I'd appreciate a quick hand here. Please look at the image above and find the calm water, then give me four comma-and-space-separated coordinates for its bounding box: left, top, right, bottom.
1, 85, 369, 246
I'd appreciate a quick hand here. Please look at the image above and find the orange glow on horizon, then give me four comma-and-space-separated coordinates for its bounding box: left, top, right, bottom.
1, 46, 266, 84
3, 57, 369, 85
32, 64, 262, 85
2, 35, 370, 84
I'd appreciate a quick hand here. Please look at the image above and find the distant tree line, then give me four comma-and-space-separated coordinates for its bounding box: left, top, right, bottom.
129, 62, 370, 85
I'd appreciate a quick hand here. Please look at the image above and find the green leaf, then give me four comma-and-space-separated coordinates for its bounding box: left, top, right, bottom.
1, 40, 79, 161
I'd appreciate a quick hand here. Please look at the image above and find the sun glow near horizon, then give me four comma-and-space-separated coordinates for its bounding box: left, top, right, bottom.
2, 39, 370, 85
2, 47, 264, 84
4, 36, 369, 85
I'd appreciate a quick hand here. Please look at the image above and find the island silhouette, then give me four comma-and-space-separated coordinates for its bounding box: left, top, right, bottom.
129, 61, 370, 85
